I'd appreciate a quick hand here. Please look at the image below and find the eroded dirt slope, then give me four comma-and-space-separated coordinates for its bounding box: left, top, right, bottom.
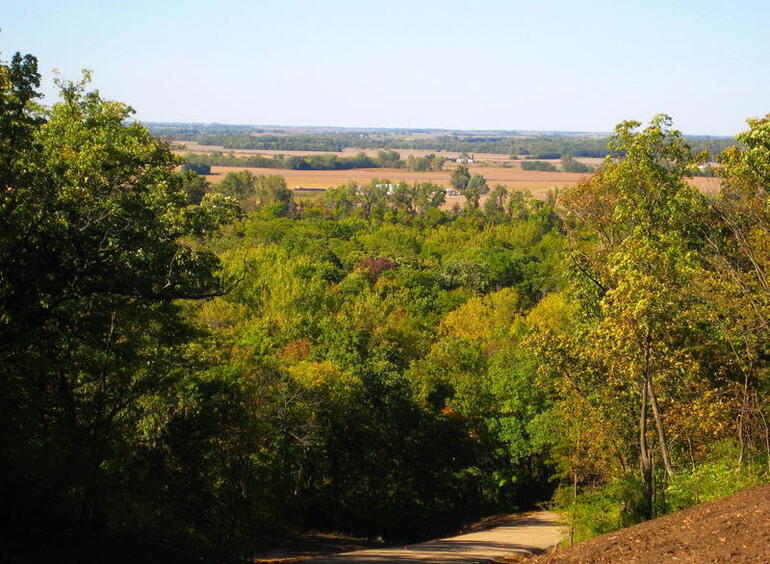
536, 482, 770, 563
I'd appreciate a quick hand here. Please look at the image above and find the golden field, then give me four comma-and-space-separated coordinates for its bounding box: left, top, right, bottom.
178, 138, 720, 201
201, 164, 719, 199
203, 165, 592, 198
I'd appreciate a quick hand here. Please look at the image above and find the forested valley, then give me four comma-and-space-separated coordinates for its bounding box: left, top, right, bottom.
3, 51, 770, 562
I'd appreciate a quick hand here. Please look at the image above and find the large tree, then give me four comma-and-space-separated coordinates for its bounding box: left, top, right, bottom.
548, 115, 710, 518
703, 115, 770, 467
0, 54, 240, 533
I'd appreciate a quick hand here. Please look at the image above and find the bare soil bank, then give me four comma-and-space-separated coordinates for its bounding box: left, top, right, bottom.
535, 482, 770, 563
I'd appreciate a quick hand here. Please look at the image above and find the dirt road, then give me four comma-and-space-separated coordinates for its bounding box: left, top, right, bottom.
308, 511, 563, 563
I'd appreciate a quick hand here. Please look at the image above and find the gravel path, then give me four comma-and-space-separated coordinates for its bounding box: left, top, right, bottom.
309, 511, 563, 563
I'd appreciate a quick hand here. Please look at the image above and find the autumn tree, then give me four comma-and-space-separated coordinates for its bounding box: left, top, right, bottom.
550, 115, 710, 518
701, 114, 770, 467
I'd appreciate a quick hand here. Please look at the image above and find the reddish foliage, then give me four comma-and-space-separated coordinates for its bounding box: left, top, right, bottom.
358, 257, 397, 282
279, 339, 311, 362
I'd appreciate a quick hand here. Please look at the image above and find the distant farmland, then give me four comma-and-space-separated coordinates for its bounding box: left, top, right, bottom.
199, 163, 719, 200
176, 138, 720, 201
202, 164, 592, 198
175, 139, 603, 198
178, 141, 517, 162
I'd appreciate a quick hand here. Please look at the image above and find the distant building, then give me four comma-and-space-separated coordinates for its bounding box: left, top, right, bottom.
456, 153, 475, 164
375, 183, 396, 194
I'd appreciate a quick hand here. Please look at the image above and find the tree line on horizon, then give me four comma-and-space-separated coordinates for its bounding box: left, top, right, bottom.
181, 149, 446, 173
158, 125, 735, 160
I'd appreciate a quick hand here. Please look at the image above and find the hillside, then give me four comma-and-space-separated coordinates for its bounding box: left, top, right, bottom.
536, 483, 770, 563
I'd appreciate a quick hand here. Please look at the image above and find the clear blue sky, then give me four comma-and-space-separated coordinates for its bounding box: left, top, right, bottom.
3, 0, 769, 135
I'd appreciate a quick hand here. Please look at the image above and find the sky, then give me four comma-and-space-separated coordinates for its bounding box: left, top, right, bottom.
2, 0, 769, 135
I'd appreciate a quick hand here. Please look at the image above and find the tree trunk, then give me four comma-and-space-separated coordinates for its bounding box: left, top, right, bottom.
738, 365, 751, 465
570, 470, 577, 546
648, 380, 674, 478
639, 378, 653, 520
757, 397, 770, 473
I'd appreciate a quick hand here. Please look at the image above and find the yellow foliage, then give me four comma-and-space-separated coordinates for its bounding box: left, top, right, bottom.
287, 360, 359, 395
288, 360, 336, 389
441, 287, 521, 341
197, 299, 249, 330
525, 292, 573, 334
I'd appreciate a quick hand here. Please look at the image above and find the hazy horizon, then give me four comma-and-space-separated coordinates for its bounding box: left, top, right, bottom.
3, 0, 769, 136
145, 121, 736, 138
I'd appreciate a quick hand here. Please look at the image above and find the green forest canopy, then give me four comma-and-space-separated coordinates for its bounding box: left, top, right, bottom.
2, 50, 770, 562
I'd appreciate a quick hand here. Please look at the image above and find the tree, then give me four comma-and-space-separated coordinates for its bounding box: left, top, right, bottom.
181, 162, 211, 175
702, 114, 770, 467
468, 173, 489, 194
405, 155, 426, 171
709, 114, 770, 336
561, 154, 592, 173
506, 189, 534, 220
404, 154, 445, 172
180, 169, 210, 204
218, 169, 257, 200
484, 185, 508, 220
375, 149, 401, 167
0, 51, 43, 190
389, 181, 417, 215
521, 160, 557, 172
551, 115, 709, 518
356, 179, 390, 219
323, 182, 358, 218
450, 164, 471, 191
414, 181, 446, 214
463, 184, 481, 210
256, 174, 294, 216
460, 173, 488, 211
0, 61, 240, 535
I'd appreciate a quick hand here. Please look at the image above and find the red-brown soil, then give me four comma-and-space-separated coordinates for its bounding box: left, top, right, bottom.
535, 482, 770, 563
